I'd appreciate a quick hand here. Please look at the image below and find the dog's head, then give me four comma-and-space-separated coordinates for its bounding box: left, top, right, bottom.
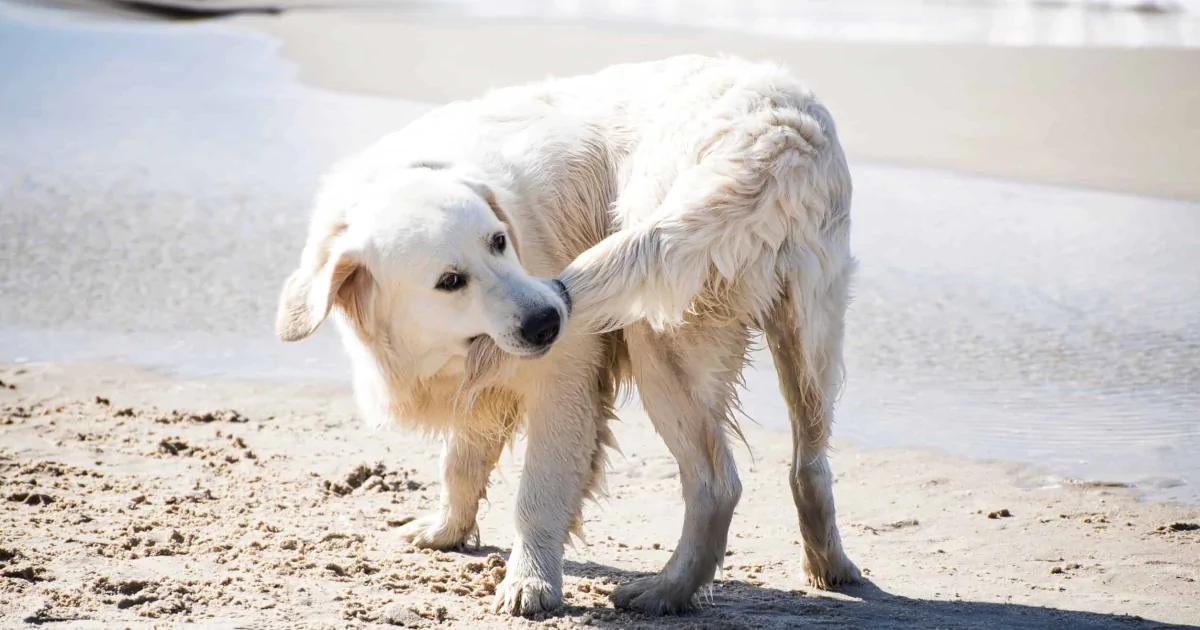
275, 163, 569, 378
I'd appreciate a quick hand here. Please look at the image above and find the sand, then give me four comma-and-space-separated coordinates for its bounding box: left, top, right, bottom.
2, 362, 1197, 628
2, 2, 1199, 628
240, 11, 1200, 201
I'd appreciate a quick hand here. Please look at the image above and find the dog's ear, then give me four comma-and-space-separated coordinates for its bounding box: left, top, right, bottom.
464, 180, 521, 261
275, 249, 361, 342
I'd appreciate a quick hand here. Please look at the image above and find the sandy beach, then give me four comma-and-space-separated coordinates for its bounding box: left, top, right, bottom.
2, 363, 1198, 628
242, 10, 1200, 201
1, 1, 1199, 627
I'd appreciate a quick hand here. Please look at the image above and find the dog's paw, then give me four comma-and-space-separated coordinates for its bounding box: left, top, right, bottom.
492, 575, 562, 616
396, 513, 474, 550
804, 551, 861, 590
611, 575, 697, 616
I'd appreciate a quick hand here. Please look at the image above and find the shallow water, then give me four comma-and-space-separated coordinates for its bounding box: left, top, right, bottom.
0, 4, 1197, 503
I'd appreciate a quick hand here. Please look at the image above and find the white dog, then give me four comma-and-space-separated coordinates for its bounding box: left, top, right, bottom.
276, 54, 859, 616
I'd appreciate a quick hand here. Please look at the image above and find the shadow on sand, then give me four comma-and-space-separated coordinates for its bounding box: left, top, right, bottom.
461, 547, 1195, 630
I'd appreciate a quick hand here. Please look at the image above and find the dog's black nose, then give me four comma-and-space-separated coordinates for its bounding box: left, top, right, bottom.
518, 307, 561, 347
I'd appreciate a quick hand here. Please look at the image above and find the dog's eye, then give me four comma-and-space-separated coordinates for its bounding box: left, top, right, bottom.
491, 232, 507, 254
435, 272, 467, 292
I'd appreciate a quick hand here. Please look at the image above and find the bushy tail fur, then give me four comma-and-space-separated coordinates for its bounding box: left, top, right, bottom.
559, 77, 854, 369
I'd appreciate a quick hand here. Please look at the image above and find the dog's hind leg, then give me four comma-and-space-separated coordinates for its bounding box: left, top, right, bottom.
762, 268, 860, 589
612, 320, 749, 615
398, 424, 511, 549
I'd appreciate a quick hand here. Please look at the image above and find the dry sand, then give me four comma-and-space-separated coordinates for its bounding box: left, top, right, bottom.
2, 362, 1197, 628
240, 11, 1200, 201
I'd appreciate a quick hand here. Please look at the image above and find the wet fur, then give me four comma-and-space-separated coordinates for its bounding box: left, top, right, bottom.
276, 54, 858, 617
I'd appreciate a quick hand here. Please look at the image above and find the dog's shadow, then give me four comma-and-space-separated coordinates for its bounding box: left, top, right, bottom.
461, 548, 1193, 629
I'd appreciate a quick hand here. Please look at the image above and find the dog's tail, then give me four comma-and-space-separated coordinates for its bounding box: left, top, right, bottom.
558, 95, 852, 351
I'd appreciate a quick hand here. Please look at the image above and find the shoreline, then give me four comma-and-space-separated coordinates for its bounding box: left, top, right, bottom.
1, 1, 1197, 505
1, 361, 1197, 627
1, 0, 1197, 506
2, 319, 1196, 506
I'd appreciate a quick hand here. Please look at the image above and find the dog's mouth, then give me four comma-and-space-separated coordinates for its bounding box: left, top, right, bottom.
521, 345, 552, 359
504, 341, 554, 360
467, 334, 550, 360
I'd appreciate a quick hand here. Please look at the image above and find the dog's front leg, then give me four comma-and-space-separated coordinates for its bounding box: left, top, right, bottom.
399, 428, 506, 550
493, 368, 602, 616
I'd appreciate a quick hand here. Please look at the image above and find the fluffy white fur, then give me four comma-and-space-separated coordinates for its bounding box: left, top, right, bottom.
276, 54, 859, 617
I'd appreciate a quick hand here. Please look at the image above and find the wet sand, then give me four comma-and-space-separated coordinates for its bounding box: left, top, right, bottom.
2, 363, 1199, 628
2, 1, 1197, 499
236, 4, 1200, 502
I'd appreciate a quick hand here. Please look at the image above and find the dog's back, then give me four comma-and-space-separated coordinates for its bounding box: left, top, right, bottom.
551, 55, 861, 607
281, 55, 861, 616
